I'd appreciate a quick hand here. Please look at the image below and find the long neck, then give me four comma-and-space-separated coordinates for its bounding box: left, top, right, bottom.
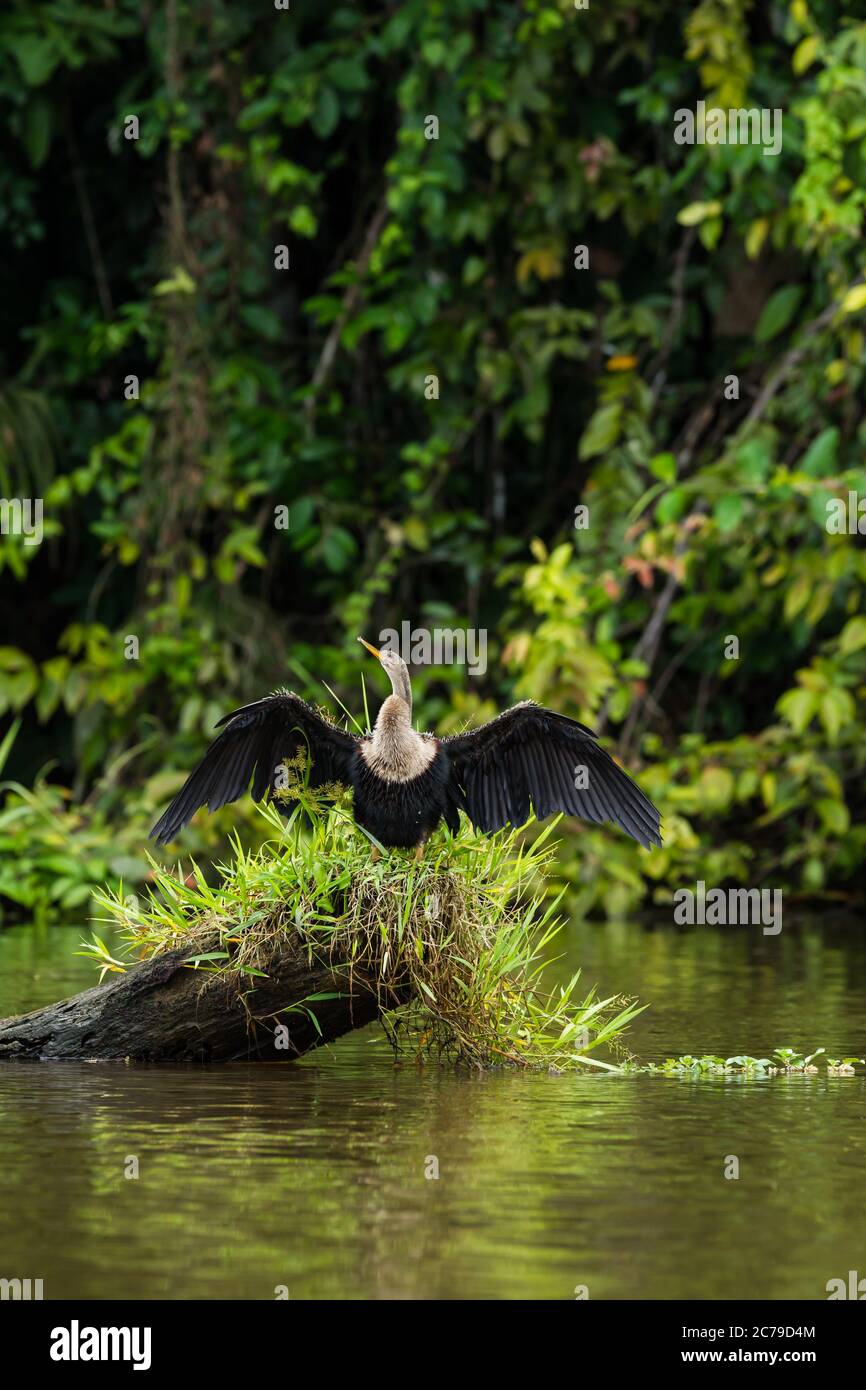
386, 661, 412, 712
369, 694, 422, 778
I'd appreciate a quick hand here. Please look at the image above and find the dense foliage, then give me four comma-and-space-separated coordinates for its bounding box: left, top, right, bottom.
1, 0, 865, 919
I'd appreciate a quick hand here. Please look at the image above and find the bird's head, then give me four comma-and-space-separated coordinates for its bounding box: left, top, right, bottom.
358, 637, 412, 708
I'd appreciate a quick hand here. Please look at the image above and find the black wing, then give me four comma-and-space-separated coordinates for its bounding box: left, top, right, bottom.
441, 701, 661, 848
150, 691, 357, 845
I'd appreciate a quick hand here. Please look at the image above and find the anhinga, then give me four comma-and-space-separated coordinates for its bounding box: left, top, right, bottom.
151, 638, 662, 856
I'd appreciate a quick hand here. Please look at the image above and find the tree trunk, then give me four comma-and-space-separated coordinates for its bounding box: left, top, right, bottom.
0, 942, 387, 1062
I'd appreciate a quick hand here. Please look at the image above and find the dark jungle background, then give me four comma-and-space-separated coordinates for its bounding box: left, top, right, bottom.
1, 0, 865, 922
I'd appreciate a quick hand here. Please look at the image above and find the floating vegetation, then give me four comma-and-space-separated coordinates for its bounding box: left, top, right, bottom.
624, 1047, 864, 1077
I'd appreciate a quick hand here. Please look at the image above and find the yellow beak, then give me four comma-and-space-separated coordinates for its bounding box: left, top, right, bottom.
357, 637, 381, 659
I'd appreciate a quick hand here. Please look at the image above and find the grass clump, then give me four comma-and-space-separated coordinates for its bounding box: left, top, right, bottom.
86, 786, 642, 1070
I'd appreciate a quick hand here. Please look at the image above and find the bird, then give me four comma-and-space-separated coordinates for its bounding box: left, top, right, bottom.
150, 637, 662, 858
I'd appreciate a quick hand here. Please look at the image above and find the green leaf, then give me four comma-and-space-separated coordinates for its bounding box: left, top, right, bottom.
755, 286, 804, 344
655, 487, 688, 524
841, 284, 866, 316
736, 438, 771, 484
776, 687, 816, 734
676, 200, 722, 226
808, 487, 834, 529
0, 716, 21, 777
839, 616, 866, 655
698, 216, 723, 252
745, 217, 769, 260
713, 494, 743, 533
23, 96, 52, 168
816, 798, 849, 835
578, 403, 622, 461
328, 58, 368, 92
153, 267, 196, 297
792, 35, 820, 74
699, 766, 735, 808
289, 205, 317, 238
320, 526, 357, 573
800, 427, 838, 478
311, 85, 339, 138
487, 125, 508, 161
784, 573, 811, 621
241, 305, 283, 341
15, 37, 60, 87
649, 452, 676, 483
818, 688, 854, 743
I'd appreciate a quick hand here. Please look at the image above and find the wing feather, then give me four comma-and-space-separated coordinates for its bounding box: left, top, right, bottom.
536, 741, 560, 819
577, 766, 608, 827
551, 746, 579, 815
150, 691, 357, 845
591, 754, 660, 844
510, 745, 531, 826
441, 701, 662, 848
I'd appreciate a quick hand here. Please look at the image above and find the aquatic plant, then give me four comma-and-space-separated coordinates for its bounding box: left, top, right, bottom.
627, 1048, 864, 1077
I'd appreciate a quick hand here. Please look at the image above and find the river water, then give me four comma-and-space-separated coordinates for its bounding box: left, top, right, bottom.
0, 913, 863, 1299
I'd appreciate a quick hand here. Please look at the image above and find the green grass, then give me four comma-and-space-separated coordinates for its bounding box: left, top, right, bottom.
84, 779, 644, 1070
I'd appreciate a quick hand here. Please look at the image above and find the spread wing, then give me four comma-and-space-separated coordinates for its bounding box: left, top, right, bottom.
150, 691, 357, 845
441, 701, 662, 848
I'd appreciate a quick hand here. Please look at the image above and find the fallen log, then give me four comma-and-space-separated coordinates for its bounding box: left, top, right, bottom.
0, 942, 385, 1062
